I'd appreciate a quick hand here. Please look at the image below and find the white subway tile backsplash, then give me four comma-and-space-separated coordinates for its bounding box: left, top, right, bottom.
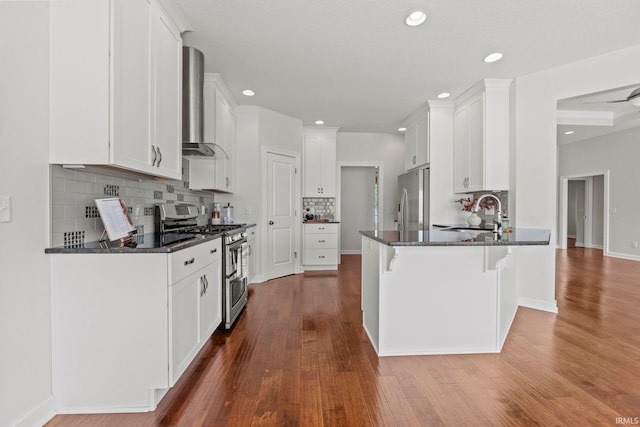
52, 177, 65, 192
52, 191, 75, 206
52, 206, 64, 220
50, 165, 216, 246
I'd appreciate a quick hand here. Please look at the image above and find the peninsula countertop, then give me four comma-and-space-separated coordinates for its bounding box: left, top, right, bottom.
360, 227, 551, 247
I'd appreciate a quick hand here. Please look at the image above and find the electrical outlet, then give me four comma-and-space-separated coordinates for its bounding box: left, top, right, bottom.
632, 241, 638, 248
245, 205, 252, 215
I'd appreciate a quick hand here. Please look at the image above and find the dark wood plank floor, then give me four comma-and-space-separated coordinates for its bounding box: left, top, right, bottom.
47, 248, 640, 426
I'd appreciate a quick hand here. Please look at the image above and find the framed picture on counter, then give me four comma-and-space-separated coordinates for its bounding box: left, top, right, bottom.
95, 198, 135, 241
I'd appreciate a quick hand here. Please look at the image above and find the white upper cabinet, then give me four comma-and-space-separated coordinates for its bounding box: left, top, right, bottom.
303, 128, 338, 197
453, 79, 511, 193
403, 108, 429, 171
184, 74, 236, 192
50, 0, 183, 180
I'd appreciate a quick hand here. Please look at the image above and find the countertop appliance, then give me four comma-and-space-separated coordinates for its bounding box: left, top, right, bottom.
397, 166, 430, 232
155, 203, 248, 329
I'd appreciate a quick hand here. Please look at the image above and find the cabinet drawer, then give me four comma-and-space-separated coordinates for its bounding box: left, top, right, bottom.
304, 249, 338, 265
304, 223, 338, 234
305, 234, 338, 249
170, 238, 221, 283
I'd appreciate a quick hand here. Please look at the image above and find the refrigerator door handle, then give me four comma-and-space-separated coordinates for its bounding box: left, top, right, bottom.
399, 190, 405, 231
400, 188, 408, 231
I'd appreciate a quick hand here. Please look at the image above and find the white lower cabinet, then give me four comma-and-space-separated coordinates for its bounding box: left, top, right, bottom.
50, 238, 222, 413
303, 223, 339, 270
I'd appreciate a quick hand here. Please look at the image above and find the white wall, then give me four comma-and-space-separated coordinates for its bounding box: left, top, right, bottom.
0, 3, 55, 426
336, 133, 404, 230
227, 106, 303, 281
559, 127, 640, 259
513, 44, 640, 311
340, 167, 377, 253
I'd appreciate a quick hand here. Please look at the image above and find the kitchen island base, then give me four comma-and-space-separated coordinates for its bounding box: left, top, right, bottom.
361, 236, 519, 356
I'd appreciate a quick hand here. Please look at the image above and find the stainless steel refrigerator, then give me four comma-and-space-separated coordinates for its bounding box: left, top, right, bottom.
397, 167, 430, 231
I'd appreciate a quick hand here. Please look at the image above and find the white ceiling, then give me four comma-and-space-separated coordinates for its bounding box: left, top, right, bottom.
175, 0, 640, 135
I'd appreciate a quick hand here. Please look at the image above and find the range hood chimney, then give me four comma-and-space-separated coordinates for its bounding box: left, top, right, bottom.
182, 46, 228, 158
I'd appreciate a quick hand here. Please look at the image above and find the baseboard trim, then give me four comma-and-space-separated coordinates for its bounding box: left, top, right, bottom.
341, 250, 362, 255
11, 395, 55, 427
518, 298, 558, 314
607, 251, 640, 261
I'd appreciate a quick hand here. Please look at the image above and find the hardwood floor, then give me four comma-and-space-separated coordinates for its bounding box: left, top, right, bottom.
47, 249, 640, 426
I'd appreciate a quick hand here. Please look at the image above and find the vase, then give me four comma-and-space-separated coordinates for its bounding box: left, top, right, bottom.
467, 212, 481, 226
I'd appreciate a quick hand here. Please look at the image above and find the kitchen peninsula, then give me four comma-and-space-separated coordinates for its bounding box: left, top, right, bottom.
360, 228, 550, 356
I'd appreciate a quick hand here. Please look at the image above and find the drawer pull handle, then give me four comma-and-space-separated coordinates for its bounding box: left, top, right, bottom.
184, 258, 195, 266
318, 240, 325, 243
319, 255, 325, 258
210, 248, 217, 254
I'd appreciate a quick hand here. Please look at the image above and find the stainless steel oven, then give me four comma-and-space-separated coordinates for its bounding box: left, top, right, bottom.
222, 229, 248, 329
155, 203, 248, 330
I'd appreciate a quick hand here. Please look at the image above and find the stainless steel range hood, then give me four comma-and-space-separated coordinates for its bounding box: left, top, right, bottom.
182, 47, 228, 159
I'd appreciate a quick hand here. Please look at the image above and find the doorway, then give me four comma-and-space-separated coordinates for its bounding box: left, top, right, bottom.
337, 162, 383, 255
559, 172, 608, 253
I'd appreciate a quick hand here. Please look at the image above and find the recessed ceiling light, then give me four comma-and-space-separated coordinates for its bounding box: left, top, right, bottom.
405, 11, 426, 27
437, 92, 450, 99
483, 52, 503, 63
564, 130, 575, 135
398, 127, 407, 132
315, 120, 325, 125
242, 89, 255, 96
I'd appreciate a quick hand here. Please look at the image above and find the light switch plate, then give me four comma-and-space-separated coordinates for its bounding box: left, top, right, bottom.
0, 196, 11, 222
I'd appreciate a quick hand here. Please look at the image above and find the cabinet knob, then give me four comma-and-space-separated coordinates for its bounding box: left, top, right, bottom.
268, 220, 274, 225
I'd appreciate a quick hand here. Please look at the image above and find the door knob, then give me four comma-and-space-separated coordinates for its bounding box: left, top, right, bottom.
269, 221, 274, 225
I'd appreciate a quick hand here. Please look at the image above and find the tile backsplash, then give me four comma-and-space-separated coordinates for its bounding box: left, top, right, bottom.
50, 165, 216, 247
303, 197, 335, 220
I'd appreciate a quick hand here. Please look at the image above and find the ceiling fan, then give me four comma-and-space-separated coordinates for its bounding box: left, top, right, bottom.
590, 87, 640, 106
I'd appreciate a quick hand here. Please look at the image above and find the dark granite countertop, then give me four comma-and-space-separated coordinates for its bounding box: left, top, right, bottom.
303, 220, 340, 224
360, 228, 551, 247
45, 232, 224, 254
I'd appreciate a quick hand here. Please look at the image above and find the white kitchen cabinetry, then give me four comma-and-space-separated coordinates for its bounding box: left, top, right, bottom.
453, 79, 511, 193
169, 239, 222, 385
50, 238, 222, 413
303, 223, 339, 270
303, 128, 338, 197
403, 108, 429, 171
246, 227, 257, 283
183, 74, 237, 192
50, 0, 182, 180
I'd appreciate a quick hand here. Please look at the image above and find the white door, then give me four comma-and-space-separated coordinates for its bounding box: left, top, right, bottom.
266, 152, 297, 279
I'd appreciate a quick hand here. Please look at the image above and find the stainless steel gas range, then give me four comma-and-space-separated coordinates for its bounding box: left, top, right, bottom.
156, 204, 248, 329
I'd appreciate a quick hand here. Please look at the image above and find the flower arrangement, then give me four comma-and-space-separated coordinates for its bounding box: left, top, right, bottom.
455, 196, 496, 212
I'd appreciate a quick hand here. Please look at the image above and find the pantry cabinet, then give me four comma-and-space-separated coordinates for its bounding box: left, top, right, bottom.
303, 128, 338, 197
453, 79, 511, 193
50, 0, 183, 180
